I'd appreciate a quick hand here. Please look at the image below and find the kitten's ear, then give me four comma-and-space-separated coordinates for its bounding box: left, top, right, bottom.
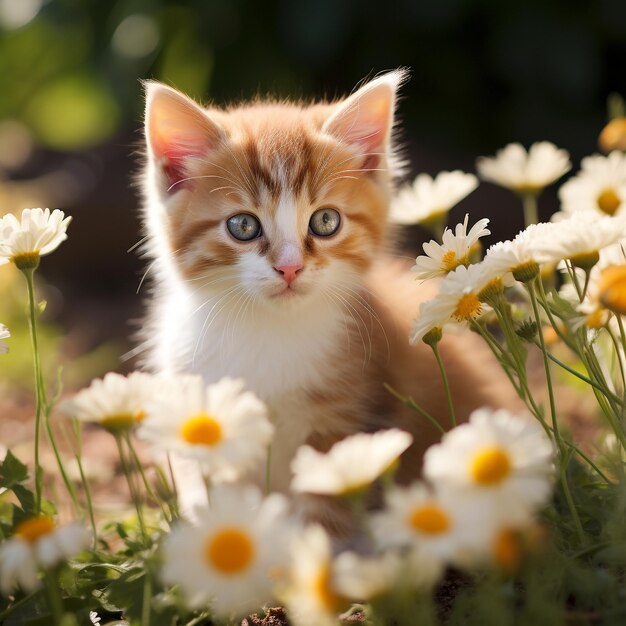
322, 69, 407, 171
144, 81, 224, 192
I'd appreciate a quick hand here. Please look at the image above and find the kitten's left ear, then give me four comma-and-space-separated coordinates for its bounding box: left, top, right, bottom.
322, 69, 408, 171
143, 81, 225, 193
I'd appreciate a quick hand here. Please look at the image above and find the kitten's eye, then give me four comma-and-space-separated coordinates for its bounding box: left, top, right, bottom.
309, 208, 341, 237
226, 213, 262, 241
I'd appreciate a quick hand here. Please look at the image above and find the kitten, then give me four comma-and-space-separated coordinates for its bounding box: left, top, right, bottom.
139, 70, 518, 524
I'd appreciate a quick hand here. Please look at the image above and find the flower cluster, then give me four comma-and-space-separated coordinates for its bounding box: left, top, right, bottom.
284, 409, 553, 625
2, 134, 624, 626
46, 357, 555, 624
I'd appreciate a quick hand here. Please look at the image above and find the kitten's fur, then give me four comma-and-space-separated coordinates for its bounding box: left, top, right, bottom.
139, 71, 517, 524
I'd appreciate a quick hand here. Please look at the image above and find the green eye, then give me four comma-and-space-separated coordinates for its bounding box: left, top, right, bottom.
226, 214, 262, 241
309, 208, 341, 237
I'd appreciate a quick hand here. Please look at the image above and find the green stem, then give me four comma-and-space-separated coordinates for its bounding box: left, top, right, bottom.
69, 420, 97, 549
470, 321, 524, 399
581, 333, 626, 448
522, 192, 539, 226
124, 432, 171, 523
559, 448, 586, 544
43, 569, 64, 625
528, 279, 586, 542
75, 453, 97, 549
431, 343, 456, 427
22, 268, 44, 514
543, 348, 625, 406
43, 412, 80, 512
114, 435, 148, 542
607, 323, 626, 395
23, 268, 80, 513
565, 441, 611, 484
528, 280, 560, 443
384, 383, 445, 435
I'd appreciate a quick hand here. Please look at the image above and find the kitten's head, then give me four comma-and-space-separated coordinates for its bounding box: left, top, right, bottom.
142, 71, 406, 306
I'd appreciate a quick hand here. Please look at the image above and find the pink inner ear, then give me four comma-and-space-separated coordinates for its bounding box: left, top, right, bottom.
151, 125, 208, 192
361, 152, 381, 174
323, 82, 396, 176
158, 145, 201, 192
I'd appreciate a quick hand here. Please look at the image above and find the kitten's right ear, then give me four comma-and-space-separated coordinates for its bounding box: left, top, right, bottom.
144, 81, 224, 192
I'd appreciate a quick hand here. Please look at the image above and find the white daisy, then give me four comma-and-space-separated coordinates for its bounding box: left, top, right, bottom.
58, 371, 157, 432
283, 525, 349, 626
419, 260, 507, 337
0, 208, 72, 268
409, 261, 507, 345
161, 485, 291, 617
423, 408, 554, 522
290, 429, 412, 496
0, 516, 90, 593
412, 214, 491, 280
476, 142, 571, 193
369, 482, 481, 573
409, 300, 448, 346
483, 222, 559, 282
0, 323, 9, 354
559, 151, 626, 217
139, 376, 273, 483
533, 213, 625, 267
390, 171, 478, 226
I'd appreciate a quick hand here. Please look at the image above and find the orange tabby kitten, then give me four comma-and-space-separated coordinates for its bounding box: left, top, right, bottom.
139, 70, 517, 521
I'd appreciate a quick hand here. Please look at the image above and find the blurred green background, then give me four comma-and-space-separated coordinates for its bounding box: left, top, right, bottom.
0, 0, 625, 368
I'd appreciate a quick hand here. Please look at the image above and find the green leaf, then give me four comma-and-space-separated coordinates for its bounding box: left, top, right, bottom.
0, 450, 29, 488
11, 484, 35, 515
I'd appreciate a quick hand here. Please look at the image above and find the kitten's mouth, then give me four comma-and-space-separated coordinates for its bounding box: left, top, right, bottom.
270, 284, 306, 300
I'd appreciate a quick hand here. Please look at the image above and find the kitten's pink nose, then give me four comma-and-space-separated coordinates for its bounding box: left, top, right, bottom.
274, 263, 303, 285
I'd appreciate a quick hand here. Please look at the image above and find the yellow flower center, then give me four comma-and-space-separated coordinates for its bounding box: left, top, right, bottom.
205, 527, 255, 574
453, 293, 482, 321
441, 249, 467, 273
408, 503, 450, 535
180, 413, 222, 446
311, 564, 344, 610
599, 264, 626, 316
470, 447, 512, 485
597, 188, 621, 215
492, 528, 523, 573
15, 515, 55, 543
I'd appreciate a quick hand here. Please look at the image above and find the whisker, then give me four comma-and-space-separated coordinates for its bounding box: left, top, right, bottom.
128, 235, 150, 253
192, 285, 242, 366
335, 281, 391, 363
328, 285, 372, 370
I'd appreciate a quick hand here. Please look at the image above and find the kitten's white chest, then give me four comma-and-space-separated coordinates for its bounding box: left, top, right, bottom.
154, 284, 346, 490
